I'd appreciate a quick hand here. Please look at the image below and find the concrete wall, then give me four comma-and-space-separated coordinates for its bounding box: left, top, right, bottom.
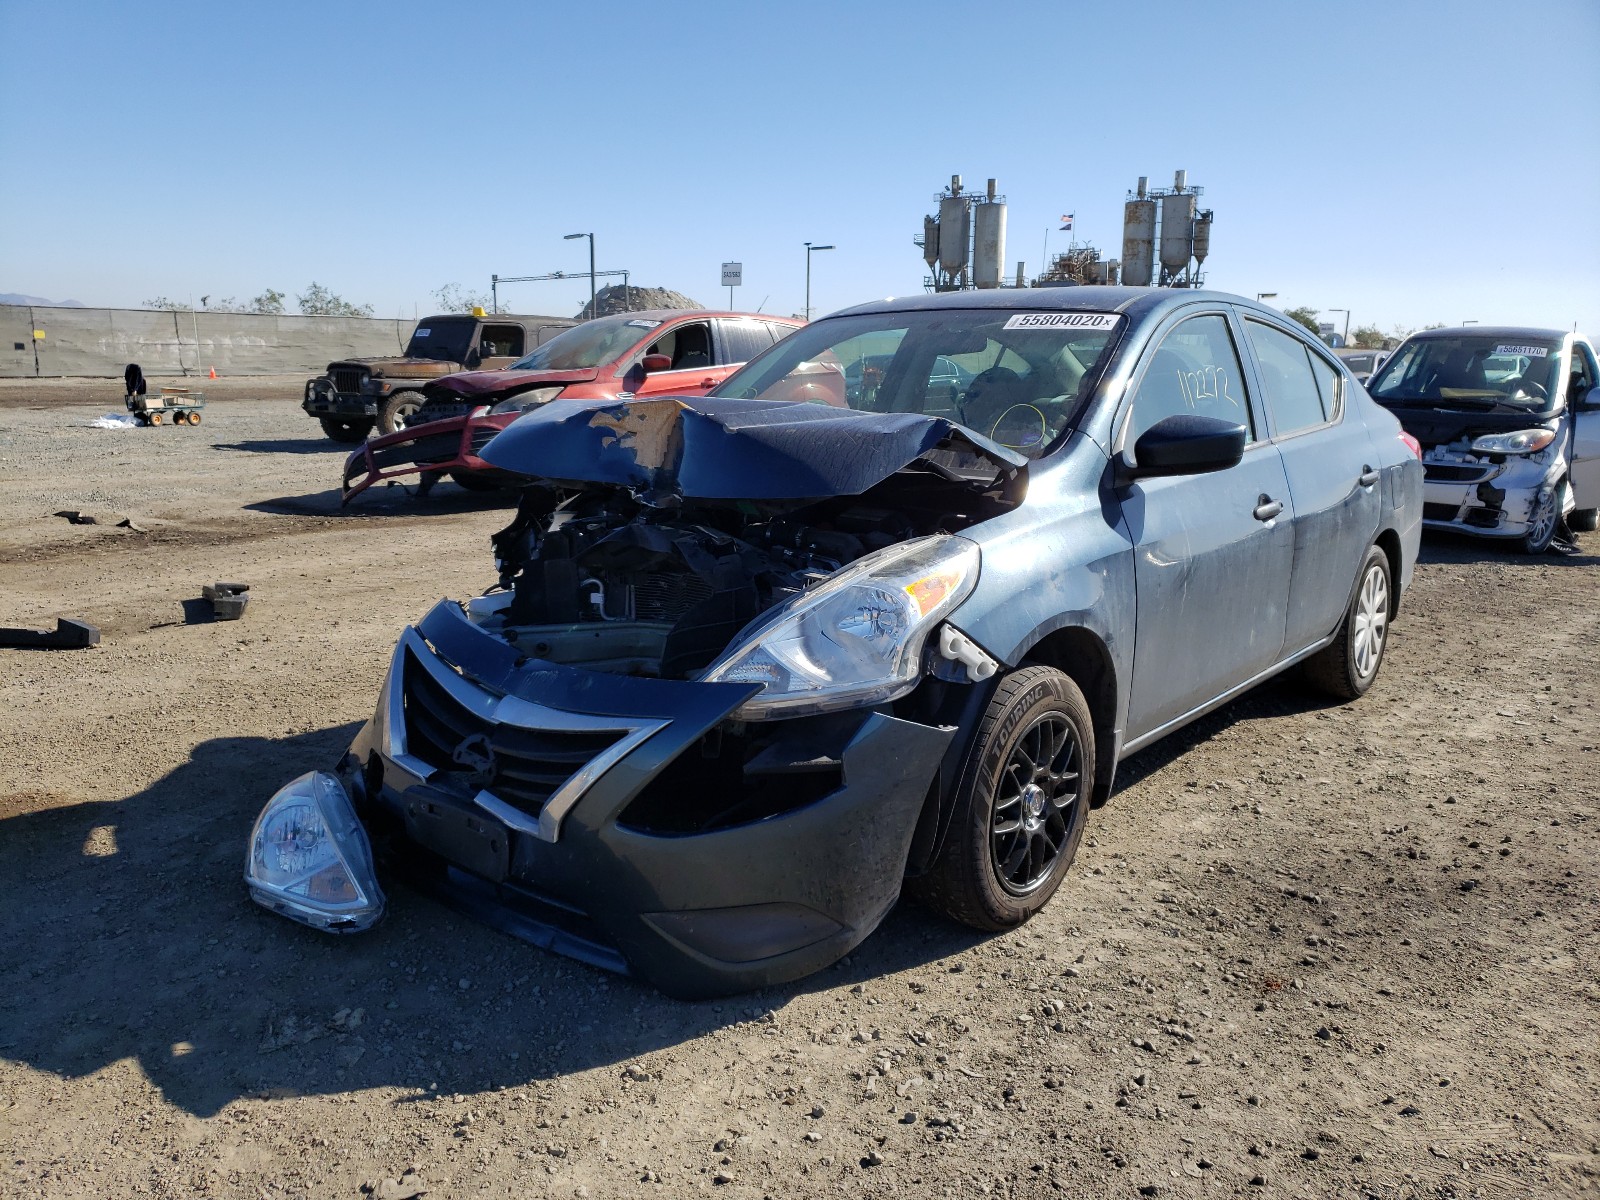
0, 305, 417, 378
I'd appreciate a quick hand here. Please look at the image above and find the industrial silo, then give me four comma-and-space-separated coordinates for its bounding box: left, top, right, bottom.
1192, 211, 1213, 265
1121, 180, 1156, 287
1159, 191, 1197, 278
938, 194, 970, 281
972, 195, 1007, 289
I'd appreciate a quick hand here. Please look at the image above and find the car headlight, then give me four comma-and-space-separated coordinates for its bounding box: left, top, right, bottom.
701, 535, 980, 720
245, 771, 384, 933
489, 386, 564, 415
1471, 428, 1556, 454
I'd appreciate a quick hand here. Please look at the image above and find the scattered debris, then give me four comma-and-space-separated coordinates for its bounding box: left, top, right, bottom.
116, 517, 148, 533
0, 617, 100, 649
202, 581, 250, 620
365, 1169, 427, 1200
53, 510, 97, 525
88, 413, 139, 430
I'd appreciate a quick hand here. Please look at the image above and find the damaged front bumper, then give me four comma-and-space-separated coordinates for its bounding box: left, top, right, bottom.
256, 600, 954, 997
341, 415, 515, 502
1419, 453, 1562, 537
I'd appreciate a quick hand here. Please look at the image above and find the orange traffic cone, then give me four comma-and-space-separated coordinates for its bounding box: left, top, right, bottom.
208, 367, 217, 379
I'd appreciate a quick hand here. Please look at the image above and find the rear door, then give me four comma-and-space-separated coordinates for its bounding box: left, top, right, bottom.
1240, 316, 1381, 655
1118, 310, 1296, 739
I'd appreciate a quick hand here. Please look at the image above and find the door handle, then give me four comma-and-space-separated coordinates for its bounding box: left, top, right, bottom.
1359, 465, 1380, 487
1253, 495, 1283, 522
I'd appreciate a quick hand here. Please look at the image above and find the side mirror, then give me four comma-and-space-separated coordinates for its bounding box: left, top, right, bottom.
641, 353, 673, 373
1121, 414, 1247, 480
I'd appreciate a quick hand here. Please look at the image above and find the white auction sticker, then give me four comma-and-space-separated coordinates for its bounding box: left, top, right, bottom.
415, 327, 431, 337
1494, 343, 1548, 358
1003, 312, 1121, 331
627, 319, 663, 328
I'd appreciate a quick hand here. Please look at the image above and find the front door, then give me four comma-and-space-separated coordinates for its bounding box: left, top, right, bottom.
1118, 312, 1296, 740
632, 320, 723, 399
1566, 341, 1600, 509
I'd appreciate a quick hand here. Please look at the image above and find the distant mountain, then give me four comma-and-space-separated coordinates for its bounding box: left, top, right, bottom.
0, 293, 87, 307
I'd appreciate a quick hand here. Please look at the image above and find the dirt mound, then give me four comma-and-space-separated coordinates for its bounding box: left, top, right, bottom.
576, 284, 702, 319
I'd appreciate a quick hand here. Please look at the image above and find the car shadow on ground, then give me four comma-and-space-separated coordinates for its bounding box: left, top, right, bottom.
0, 726, 988, 1118
248, 485, 516, 518
0, 661, 1373, 1119
210, 438, 355, 455
1418, 529, 1598, 569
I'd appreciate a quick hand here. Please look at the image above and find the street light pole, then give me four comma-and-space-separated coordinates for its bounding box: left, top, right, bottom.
1328, 307, 1350, 346
804, 241, 834, 321
565, 232, 595, 316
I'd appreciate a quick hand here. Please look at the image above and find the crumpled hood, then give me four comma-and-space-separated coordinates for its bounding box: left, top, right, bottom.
424, 366, 603, 401
1385, 404, 1562, 447
479, 395, 1027, 501
327, 356, 463, 380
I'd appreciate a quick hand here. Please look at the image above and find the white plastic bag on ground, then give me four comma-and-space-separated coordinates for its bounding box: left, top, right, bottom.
88, 413, 139, 429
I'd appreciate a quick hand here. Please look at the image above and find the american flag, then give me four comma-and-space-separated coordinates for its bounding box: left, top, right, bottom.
1059, 213, 1075, 231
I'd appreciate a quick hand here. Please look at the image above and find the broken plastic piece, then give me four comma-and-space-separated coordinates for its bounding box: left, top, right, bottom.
938, 624, 998, 682
0, 617, 101, 649
53, 510, 97, 525
203, 581, 250, 621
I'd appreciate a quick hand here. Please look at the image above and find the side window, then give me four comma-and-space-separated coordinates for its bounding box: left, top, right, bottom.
479, 324, 524, 359
669, 322, 711, 370
1307, 351, 1343, 422
763, 321, 798, 347
1126, 313, 1254, 446
1244, 319, 1328, 436
1570, 343, 1597, 399
715, 319, 772, 365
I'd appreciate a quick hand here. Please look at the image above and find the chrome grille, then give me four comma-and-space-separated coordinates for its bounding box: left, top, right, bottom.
401, 648, 623, 823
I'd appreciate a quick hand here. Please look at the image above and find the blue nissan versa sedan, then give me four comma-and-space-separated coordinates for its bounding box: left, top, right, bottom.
247, 288, 1423, 997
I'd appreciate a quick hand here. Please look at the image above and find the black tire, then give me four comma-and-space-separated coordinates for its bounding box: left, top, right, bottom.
1520, 479, 1563, 554
449, 469, 505, 493
378, 390, 425, 435
914, 665, 1094, 931
319, 415, 374, 443
1304, 544, 1391, 701
1569, 507, 1600, 534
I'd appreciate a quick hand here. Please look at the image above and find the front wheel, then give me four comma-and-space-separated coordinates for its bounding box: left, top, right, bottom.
378, 390, 425, 435
914, 665, 1094, 931
319, 415, 374, 443
1304, 545, 1391, 700
1521, 480, 1564, 554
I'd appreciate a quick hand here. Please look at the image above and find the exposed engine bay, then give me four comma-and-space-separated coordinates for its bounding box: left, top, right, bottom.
473, 466, 1018, 679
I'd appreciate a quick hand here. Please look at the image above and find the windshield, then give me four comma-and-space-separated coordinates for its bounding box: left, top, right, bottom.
506, 315, 661, 372
1368, 335, 1563, 412
711, 309, 1122, 457
404, 317, 479, 362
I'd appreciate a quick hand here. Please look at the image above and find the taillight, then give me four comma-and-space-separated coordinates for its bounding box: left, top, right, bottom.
1399, 431, 1422, 460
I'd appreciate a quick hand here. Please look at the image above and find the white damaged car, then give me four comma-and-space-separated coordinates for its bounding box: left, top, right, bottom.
1367, 327, 1600, 551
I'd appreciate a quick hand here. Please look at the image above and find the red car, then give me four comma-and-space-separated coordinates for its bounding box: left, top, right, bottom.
342, 310, 802, 501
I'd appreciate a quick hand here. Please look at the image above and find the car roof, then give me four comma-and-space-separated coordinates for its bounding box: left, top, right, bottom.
825, 286, 1290, 326
586, 309, 802, 324
1406, 325, 1570, 341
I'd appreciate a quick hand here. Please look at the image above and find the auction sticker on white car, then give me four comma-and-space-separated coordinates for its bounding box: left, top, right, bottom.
1003, 313, 1121, 331
1494, 343, 1549, 357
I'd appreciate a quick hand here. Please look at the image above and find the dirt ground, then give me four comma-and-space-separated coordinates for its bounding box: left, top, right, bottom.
2, 377, 1597, 1200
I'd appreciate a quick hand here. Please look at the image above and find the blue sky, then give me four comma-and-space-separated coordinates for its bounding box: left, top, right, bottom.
2, 0, 1597, 335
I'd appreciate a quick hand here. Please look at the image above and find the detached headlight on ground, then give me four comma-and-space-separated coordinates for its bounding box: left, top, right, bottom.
702, 535, 980, 719
489, 386, 564, 415
245, 771, 383, 932
1471, 428, 1556, 454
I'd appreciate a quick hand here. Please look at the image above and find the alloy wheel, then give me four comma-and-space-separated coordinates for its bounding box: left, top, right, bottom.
990, 713, 1084, 896
1352, 563, 1389, 678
